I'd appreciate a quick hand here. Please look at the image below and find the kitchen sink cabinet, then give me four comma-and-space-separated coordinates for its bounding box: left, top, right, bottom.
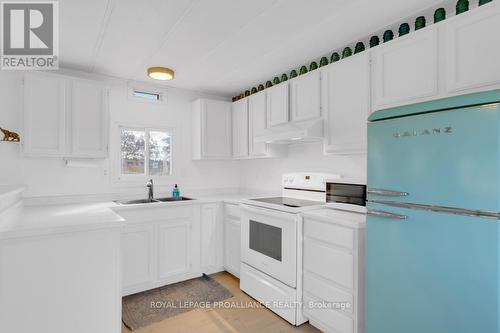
119, 205, 201, 296
121, 224, 156, 289
321, 52, 370, 155
158, 220, 192, 279
192, 98, 232, 160
22, 72, 109, 158
224, 203, 241, 278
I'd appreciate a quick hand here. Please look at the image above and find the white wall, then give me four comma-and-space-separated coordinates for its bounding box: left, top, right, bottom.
239, 142, 366, 193
0, 70, 241, 198
0, 69, 366, 199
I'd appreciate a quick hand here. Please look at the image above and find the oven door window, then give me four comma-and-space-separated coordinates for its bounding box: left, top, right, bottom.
249, 220, 282, 261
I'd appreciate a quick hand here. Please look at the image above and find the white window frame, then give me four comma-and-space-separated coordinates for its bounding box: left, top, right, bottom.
117, 125, 173, 181
127, 82, 165, 104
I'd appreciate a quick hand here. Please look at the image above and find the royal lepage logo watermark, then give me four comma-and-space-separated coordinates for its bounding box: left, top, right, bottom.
1, 1, 58, 70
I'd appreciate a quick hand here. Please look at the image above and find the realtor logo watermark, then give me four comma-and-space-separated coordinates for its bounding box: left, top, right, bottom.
1, 1, 58, 69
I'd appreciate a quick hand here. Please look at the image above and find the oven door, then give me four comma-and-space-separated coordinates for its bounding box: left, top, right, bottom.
241, 204, 297, 288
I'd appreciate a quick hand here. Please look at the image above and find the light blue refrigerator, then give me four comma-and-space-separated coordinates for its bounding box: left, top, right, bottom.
366, 90, 500, 333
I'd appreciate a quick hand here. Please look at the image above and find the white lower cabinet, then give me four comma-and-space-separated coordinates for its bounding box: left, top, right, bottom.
224, 203, 241, 277
158, 221, 192, 279
302, 209, 365, 333
119, 205, 201, 296
200, 203, 224, 274
121, 224, 156, 288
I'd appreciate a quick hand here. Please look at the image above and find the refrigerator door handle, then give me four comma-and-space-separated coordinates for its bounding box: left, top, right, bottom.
367, 209, 408, 220
367, 188, 409, 197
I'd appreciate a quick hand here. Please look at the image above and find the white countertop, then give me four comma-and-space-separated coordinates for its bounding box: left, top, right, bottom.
0, 202, 124, 239
0, 191, 278, 239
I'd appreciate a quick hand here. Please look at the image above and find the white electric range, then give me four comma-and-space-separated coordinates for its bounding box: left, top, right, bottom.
240, 173, 340, 325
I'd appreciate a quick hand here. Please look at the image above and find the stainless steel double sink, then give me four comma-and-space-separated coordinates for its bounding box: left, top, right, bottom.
114, 197, 194, 205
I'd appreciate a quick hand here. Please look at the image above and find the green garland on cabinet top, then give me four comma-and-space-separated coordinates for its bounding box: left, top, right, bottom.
232, 0, 490, 102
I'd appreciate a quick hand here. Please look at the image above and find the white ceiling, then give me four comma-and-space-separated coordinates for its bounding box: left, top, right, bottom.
59, 0, 443, 97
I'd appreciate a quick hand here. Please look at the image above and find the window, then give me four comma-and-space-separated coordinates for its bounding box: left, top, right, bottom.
120, 127, 172, 177
132, 90, 161, 101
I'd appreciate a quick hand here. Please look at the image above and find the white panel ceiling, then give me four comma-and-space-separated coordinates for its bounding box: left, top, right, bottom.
58, 0, 444, 96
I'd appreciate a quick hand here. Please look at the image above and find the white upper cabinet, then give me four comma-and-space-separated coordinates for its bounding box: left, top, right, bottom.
322, 52, 371, 155
22, 73, 109, 158
231, 98, 249, 158
290, 70, 321, 122
22, 73, 68, 156
71, 79, 109, 157
248, 91, 268, 157
445, 2, 500, 94
266, 82, 289, 128
371, 27, 440, 110
192, 98, 232, 160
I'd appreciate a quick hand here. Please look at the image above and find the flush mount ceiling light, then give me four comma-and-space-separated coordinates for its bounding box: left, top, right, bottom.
147, 67, 174, 81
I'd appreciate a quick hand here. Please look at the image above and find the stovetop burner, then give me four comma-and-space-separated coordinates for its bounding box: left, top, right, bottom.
249, 197, 324, 208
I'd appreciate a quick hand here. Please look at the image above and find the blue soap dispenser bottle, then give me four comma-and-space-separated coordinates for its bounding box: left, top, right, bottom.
172, 184, 180, 198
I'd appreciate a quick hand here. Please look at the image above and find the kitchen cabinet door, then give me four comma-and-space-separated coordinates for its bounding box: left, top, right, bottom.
248, 91, 268, 157
266, 82, 289, 127
231, 98, 249, 158
158, 220, 191, 279
224, 217, 241, 278
22, 73, 68, 156
201, 203, 223, 273
121, 224, 156, 292
290, 70, 321, 122
322, 52, 370, 155
192, 98, 232, 160
371, 27, 439, 110
71, 79, 109, 157
445, 2, 500, 94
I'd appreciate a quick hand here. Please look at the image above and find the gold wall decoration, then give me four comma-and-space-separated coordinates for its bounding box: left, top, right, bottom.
0, 128, 20, 142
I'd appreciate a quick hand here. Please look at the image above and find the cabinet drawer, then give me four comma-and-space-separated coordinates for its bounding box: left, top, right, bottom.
304, 273, 354, 314
304, 218, 354, 250
240, 263, 296, 324
303, 294, 353, 333
304, 239, 354, 289
225, 203, 241, 220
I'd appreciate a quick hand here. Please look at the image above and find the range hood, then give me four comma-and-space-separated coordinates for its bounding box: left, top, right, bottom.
254, 119, 323, 145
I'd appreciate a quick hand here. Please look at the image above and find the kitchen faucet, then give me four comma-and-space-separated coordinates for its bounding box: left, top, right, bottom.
146, 179, 154, 202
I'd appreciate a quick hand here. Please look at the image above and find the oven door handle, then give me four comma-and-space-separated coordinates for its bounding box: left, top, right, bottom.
240, 204, 296, 220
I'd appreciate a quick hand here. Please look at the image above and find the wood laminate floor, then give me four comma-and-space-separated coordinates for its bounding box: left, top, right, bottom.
121, 272, 321, 333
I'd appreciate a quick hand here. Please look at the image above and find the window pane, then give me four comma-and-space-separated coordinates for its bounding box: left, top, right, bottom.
149, 131, 171, 176
133, 90, 160, 101
120, 129, 145, 175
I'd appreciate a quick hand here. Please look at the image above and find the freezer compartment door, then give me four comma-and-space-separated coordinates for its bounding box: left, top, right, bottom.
367, 103, 500, 212
365, 202, 500, 333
